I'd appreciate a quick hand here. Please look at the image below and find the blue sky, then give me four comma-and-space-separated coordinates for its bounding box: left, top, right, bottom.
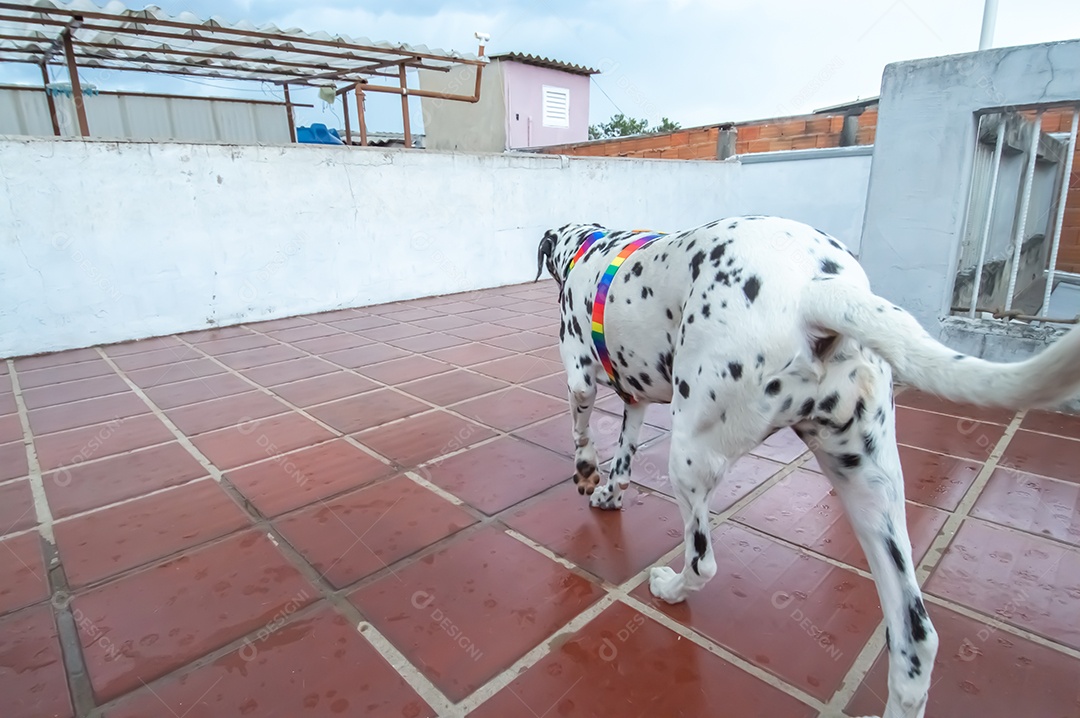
4, 0, 1080, 134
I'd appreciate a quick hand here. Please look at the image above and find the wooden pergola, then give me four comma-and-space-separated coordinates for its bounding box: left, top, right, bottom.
0, 0, 487, 146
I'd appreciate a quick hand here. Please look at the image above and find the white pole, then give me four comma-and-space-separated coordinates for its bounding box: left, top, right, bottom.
979, 0, 998, 51
1041, 108, 1080, 317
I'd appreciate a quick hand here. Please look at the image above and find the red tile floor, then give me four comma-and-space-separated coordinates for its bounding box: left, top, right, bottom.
2, 280, 1080, 718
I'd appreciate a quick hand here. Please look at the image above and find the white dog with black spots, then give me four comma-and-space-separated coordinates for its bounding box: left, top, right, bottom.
536, 215, 1080, 718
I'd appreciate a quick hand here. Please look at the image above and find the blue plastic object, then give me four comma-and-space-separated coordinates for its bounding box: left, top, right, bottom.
296, 123, 344, 145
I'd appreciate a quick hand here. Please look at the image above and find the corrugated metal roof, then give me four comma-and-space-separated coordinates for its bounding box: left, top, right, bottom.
488, 52, 598, 76
0, 0, 486, 86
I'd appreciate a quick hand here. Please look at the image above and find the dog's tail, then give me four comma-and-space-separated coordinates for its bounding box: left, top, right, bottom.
802, 280, 1080, 409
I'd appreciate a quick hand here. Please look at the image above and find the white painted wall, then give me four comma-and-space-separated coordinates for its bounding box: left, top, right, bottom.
0, 137, 742, 357
0, 136, 873, 358
736, 146, 872, 255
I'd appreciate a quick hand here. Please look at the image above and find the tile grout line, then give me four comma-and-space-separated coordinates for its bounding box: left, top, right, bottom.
7, 358, 98, 718
92, 348, 462, 717
6, 358, 54, 544
820, 409, 1027, 716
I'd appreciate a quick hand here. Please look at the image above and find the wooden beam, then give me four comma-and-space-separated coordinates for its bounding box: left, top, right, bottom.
61, 29, 88, 136
39, 62, 60, 136
399, 64, 411, 148
355, 83, 368, 147
282, 83, 296, 143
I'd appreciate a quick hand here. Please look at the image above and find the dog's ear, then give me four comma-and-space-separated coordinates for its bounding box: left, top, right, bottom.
535, 231, 556, 282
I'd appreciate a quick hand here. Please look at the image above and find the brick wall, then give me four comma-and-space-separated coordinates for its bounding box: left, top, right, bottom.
1037, 109, 1080, 274
539, 107, 878, 160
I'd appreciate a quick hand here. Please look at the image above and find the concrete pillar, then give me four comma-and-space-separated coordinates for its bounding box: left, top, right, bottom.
716, 126, 737, 159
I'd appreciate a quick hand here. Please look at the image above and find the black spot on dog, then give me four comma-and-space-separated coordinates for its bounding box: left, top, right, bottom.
837, 453, 861, 468
885, 627, 891, 650
887, 537, 905, 572
820, 258, 841, 275
781, 397, 792, 412
953, 354, 965, 360
580, 355, 593, 366
632, 261, 643, 276
690, 250, 707, 281
679, 380, 690, 399
909, 600, 928, 642
743, 276, 761, 303
755, 354, 765, 367
709, 389, 717, 401
710, 244, 726, 263
908, 654, 922, 678
702, 304, 711, 318
576, 459, 596, 476
828, 238, 843, 251
765, 379, 782, 396
854, 399, 866, 421
657, 352, 673, 382
799, 398, 815, 417
863, 432, 876, 455
728, 362, 743, 380
819, 392, 839, 414
666, 308, 674, 320
639, 372, 652, 386
571, 316, 583, 339
690, 530, 709, 575
688, 314, 695, 324
627, 376, 643, 391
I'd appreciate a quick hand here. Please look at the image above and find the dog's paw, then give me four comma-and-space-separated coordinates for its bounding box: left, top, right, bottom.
573, 469, 602, 495
649, 566, 688, 604
589, 484, 623, 510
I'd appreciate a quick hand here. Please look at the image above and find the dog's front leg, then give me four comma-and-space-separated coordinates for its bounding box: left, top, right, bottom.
590, 400, 648, 510
567, 379, 602, 495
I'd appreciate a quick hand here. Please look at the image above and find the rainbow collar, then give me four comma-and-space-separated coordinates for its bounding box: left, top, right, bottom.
565, 229, 666, 403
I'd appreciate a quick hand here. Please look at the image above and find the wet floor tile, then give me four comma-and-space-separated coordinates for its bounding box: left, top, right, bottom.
0, 480, 35, 535
27, 392, 151, 436
190, 413, 334, 471
0, 441, 28, 482
274, 476, 477, 588
471, 355, 563, 383
14, 347, 99, 371
631, 523, 881, 701
896, 407, 1004, 461
54, 480, 250, 587
42, 442, 206, 519
734, 469, 949, 572
0, 532, 49, 616
896, 388, 1015, 425
971, 467, 1080, 546
241, 356, 338, 387
469, 601, 816, 718
21, 374, 130, 411
428, 342, 513, 367
515, 410, 664, 466
399, 370, 507, 406
306, 389, 427, 434
420, 436, 570, 515
999, 429, 1080, 483
268, 371, 378, 408
224, 439, 393, 517
846, 603, 1080, 718
71, 529, 316, 702
354, 410, 496, 468
1020, 409, 1080, 439
453, 387, 566, 431
0, 606, 72, 718
142, 372, 254, 410
349, 525, 603, 701
34, 414, 175, 472
926, 518, 1080, 651
503, 483, 683, 584
164, 391, 290, 436
356, 355, 454, 384
17, 358, 116, 389
105, 606, 435, 718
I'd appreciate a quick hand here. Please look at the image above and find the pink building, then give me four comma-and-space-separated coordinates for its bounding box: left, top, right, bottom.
420, 52, 597, 152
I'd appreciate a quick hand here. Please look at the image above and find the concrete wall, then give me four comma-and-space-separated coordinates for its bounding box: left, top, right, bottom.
418, 62, 507, 152
502, 61, 590, 149
0, 136, 743, 358
859, 39, 1080, 336
736, 146, 873, 255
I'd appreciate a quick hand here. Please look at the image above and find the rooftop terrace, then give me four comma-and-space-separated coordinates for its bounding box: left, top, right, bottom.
3, 280, 1079, 718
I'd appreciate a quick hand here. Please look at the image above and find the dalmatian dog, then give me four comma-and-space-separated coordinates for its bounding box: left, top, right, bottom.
535, 216, 1080, 718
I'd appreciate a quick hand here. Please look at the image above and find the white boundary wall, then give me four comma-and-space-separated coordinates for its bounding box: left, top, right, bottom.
0, 137, 870, 357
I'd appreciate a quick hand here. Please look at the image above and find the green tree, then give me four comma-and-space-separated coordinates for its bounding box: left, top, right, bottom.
588, 113, 682, 140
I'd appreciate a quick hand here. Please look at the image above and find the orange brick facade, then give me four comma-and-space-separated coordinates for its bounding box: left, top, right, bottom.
539, 108, 878, 160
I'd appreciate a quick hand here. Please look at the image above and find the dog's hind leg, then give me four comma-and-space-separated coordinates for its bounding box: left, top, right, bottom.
648, 431, 733, 603
590, 400, 648, 510
802, 368, 937, 718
